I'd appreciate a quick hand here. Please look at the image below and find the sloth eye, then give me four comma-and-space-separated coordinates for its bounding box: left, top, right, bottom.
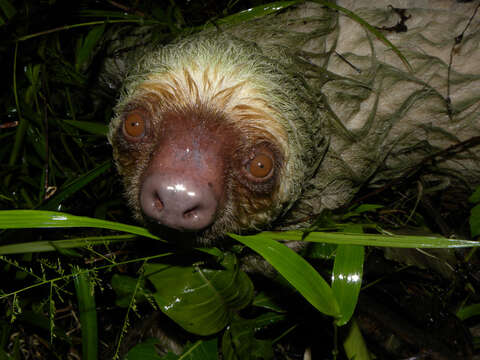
247, 153, 274, 179
123, 112, 146, 139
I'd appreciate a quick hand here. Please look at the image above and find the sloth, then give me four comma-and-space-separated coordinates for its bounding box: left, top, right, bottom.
107, 0, 480, 245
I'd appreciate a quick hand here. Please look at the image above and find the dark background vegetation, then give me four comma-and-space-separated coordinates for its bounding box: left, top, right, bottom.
0, 0, 480, 359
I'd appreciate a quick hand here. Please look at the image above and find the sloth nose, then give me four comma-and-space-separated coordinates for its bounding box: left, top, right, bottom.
140, 173, 217, 231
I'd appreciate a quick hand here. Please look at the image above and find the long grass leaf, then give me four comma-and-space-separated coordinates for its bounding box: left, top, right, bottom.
0, 210, 160, 240
236, 230, 480, 248
231, 234, 340, 317
74, 271, 98, 360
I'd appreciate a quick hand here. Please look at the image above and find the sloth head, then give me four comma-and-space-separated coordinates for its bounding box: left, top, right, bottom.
108, 35, 319, 245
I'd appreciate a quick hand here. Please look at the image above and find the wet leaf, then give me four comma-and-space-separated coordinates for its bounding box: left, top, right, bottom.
231, 234, 340, 318
0, 210, 160, 240
145, 253, 253, 336
332, 225, 364, 326
332, 244, 364, 326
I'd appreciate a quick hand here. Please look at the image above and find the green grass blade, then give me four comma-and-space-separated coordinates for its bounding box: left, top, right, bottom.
42, 161, 112, 210
74, 271, 98, 360
0, 235, 135, 255
343, 319, 372, 360
230, 234, 340, 318
212, 1, 298, 27
241, 230, 480, 248
457, 303, 480, 321
62, 119, 108, 135
332, 244, 364, 326
0, 210, 160, 240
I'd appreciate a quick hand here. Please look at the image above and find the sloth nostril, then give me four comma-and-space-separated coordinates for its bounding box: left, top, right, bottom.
154, 194, 163, 211
183, 207, 199, 220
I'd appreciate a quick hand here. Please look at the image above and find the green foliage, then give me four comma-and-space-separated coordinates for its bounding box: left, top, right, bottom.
332, 243, 364, 326
469, 186, 480, 238
127, 339, 218, 360
0, 210, 159, 239
145, 253, 254, 336
233, 234, 341, 318
74, 271, 98, 360
125, 338, 166, 360
1, 0, 479, 358
207, 1, 297, 28
222, 315, 274, 360
343, 320, 372, 360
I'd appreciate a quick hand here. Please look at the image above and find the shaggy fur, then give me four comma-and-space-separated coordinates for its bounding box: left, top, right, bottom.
108, 1, 480, 243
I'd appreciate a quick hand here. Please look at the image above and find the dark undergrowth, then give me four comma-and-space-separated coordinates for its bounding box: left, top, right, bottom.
0, 1, 480, 359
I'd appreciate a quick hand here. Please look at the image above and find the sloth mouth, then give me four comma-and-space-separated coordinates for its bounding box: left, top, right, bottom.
143, 216, 226, 248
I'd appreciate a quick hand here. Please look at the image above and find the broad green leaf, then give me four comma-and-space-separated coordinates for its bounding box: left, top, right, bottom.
0, 210, 160, 240
343, 319, 372, 360
222, 315, 274, 360
236, 230, 480, 248
231, 234, 340, 318
111, 274, 149, 308
126, 339, 218, 360
470, 204, 480, 238
125, 338, 163, 360
145, 253, 253, 336
178, 339, 218, 360
332, 244, 364, 326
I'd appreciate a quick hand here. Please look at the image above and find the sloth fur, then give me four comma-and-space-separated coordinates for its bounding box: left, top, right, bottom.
108, 0, 480, 245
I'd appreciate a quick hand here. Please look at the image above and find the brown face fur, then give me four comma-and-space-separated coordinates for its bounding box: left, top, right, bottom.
108, 1, 480, 247
111, 93, 285, 245
108, 29, 315, 245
